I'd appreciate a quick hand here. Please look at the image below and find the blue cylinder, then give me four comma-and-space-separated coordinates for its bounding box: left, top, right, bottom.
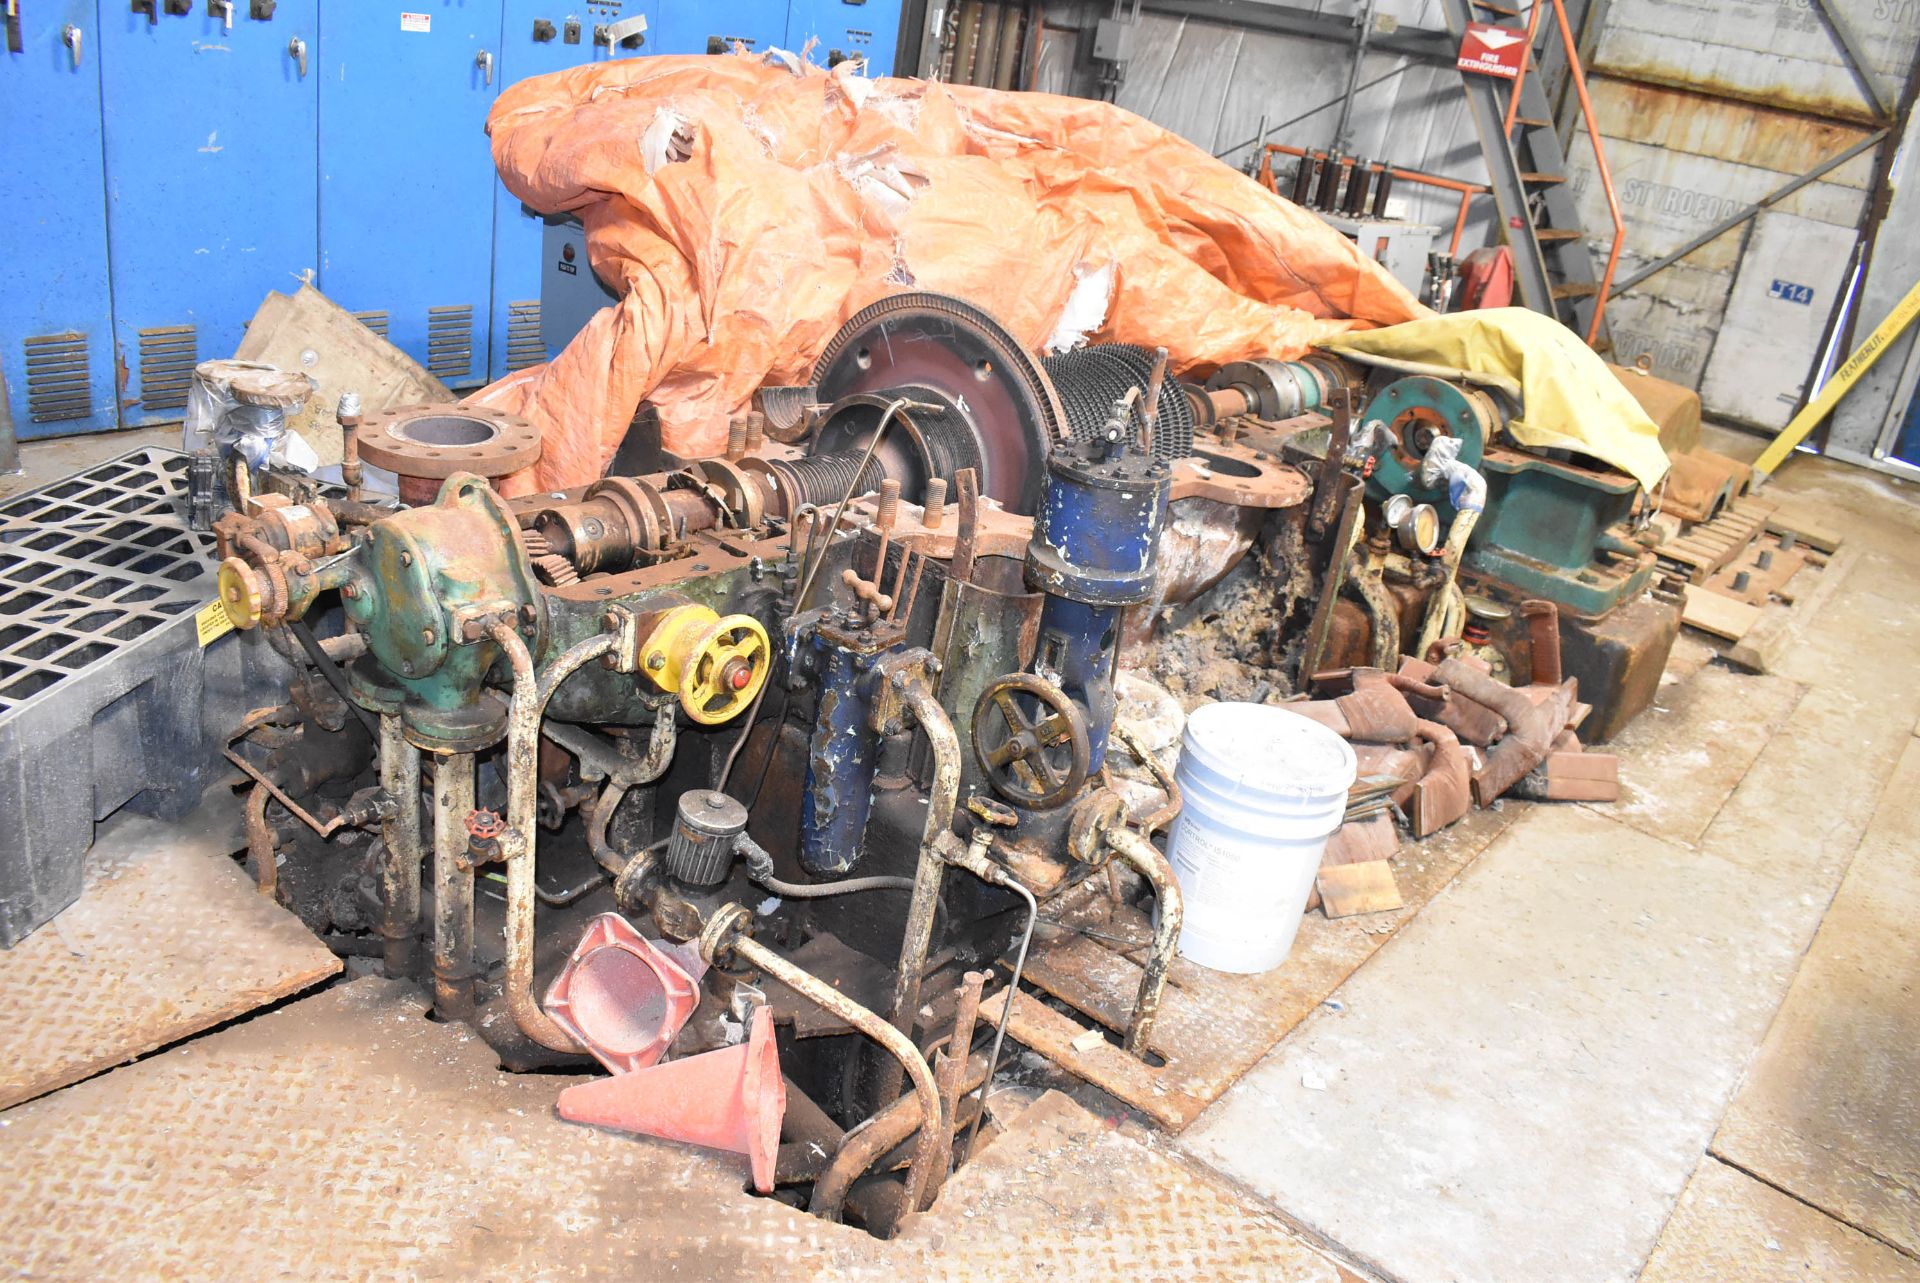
1025, 444, 1172, 607
1034, 594, 1123, 771
799, 631, 885, 876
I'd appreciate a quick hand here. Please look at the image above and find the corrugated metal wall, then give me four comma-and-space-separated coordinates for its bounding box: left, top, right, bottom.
1028, 0, 1917, 431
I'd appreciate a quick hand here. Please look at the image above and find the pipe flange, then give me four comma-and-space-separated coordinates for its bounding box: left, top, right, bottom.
697, 901, 755, 968
357, 404, 543, 484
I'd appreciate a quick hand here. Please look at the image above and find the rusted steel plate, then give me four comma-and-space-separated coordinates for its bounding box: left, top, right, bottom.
0, 794, 340, 1112
985, 806, 1518, 1131
1712, 734, 1920, 1258
1641, 1158, 1920, 1283
893, 1091, 1350, 1283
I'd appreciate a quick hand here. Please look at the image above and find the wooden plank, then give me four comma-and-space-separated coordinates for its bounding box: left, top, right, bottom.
1683, 585, 1763, 641
1316, 861, 1405, 918
1726, 546, 1859, 673
1764, 509, 1844, 554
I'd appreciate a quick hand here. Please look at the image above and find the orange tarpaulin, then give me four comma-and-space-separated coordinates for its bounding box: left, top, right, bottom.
473, 54, 1427, 493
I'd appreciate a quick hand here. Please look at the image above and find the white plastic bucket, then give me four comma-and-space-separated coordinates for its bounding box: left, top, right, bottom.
1166, 702, 1357, 973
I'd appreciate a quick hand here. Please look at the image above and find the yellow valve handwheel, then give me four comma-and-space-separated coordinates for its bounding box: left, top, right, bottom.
217, 557, 265, 631
639, 604, 771, 725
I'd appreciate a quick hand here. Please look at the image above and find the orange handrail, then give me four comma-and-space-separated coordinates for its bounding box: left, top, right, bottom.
1255, 143, 1490, 258
1499, 0, 1624, 344
1501, 2, 1546, 134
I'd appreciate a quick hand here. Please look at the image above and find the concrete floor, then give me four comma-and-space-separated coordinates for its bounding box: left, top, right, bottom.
2, 425, 1916, 1282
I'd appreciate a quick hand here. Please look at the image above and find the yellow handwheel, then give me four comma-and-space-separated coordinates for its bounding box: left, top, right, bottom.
217, 557, 266, 630
639, 604, 771, 725
680, 614, 770, 724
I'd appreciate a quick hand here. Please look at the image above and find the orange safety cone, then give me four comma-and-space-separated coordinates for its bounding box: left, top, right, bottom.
557, 1005, 787, 1194
544, 913, 703, 1074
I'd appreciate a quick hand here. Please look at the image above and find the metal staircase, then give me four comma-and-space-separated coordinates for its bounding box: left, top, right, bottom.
1439, 0, 1622, 350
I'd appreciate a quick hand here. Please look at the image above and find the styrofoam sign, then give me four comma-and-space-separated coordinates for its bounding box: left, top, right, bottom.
1457, 24, 1527, 79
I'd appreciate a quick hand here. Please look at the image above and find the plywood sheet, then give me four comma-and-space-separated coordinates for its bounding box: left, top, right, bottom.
0, 789, 339, 1112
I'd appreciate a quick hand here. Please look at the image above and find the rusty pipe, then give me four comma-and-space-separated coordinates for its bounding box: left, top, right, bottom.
923, 969, 988, 1209
377, 713, 423, 975
880, 662, 962, 1099
1103, 825, 1182, 1059
245, 781, 277, 899
490, 620, 624, 1052
1113, 724, 1182, 834
1520, 599, 1563, 686
811, 1050, 992, 1222
716, 929, 944, 1219
430, 750, 477, 1022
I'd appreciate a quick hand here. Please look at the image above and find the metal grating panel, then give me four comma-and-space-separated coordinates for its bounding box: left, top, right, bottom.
136, 325, 198, 412
505, 299, 544, 371
351, 309, 390, 338
0, 449, 214, 715
22, 334, 94, 424
426, 304, 475, 381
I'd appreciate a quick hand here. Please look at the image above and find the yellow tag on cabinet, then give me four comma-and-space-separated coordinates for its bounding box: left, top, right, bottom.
196, 600, 236, 647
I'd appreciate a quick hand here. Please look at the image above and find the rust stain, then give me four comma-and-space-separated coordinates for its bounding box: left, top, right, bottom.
1593, 64, 1888, 134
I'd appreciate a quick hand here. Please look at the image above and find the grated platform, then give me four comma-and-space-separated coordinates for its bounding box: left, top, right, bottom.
0, 787, 339, 1111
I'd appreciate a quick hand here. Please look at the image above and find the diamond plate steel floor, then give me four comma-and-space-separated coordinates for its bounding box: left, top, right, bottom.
1710, 729, 1920, 1259
0, 787, 339, 1111
1641, 1159, 1920, 1283
0, 976, 1356, 1283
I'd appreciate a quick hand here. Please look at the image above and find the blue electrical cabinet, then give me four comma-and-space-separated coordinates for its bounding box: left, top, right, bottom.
485, 0, 661, 381
663, 0, 789, 55
319, 1, 503, 390
98, 0, 320, 427
0, 1, 118, 438
787, 0, 897, 73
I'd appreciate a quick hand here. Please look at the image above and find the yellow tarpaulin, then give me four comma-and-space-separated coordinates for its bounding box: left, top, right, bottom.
1319, 308, 1671, 491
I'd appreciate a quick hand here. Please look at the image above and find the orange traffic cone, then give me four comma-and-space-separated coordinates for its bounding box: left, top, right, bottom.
557, 1005, 787, 1193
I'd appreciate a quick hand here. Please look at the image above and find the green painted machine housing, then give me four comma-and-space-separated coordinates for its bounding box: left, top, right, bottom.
340, 473, 546, 750
1464, 450, 1656, 618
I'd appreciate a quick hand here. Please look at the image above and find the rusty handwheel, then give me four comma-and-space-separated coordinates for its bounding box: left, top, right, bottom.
971, 673, 1091, 811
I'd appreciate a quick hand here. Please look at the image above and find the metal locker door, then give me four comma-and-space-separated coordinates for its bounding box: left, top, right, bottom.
484, 0, 656, 382
98, 0, 319, 428
0, 0, 117, 438
786, 0, 898, 73
320, 1, 504, 391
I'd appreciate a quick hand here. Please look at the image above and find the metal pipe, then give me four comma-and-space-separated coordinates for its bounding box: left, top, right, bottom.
245, 782, 277, 899
1102, 826, 1182, 1058
924, 969, 988, 1208
961, 871, 1036, 1162
377, 713, 423, 975
719, 930, 945, 1217
1113, 724, 1182, 834
431, 751, 477, 1022
810, 1050, 991, 1221
490, 621, 623, 1052
879, 664, 963, 1101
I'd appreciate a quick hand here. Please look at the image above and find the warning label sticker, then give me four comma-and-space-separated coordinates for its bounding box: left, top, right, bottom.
400, 11, 431, 33
196, 599, 236, 648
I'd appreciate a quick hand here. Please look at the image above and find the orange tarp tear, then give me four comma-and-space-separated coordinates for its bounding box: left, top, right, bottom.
471, 54, 1428, 494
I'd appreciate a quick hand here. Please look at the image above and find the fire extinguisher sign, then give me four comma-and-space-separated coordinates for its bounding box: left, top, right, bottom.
1457, 23, 1528, 79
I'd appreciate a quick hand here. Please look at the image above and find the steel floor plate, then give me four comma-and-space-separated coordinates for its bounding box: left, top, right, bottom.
0, 788, 339, 1111
981, 804, 1517, 1130
1640, 1159, 1920, 1283
0, 977, 1350, 1282
890, 1090, 1358, 1282
1711, 732, 1920, 1257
